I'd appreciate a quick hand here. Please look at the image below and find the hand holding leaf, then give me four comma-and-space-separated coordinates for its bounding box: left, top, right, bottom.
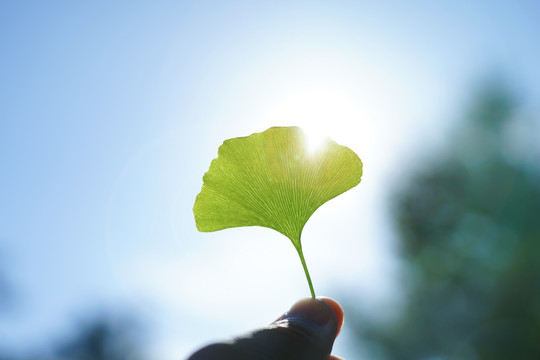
193, 126, 362, 297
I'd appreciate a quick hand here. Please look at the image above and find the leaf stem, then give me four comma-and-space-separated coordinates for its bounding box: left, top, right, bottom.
295, 243, 316, 298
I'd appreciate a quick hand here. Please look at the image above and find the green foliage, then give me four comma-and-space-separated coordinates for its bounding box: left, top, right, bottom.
194, 126, 363, 297
349, 82, 540, 359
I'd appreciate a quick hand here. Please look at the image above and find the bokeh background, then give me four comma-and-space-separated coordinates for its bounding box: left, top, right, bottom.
1, 1, 539, 359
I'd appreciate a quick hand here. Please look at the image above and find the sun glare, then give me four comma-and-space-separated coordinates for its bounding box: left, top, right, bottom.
260, 85, 364, 153
302, 126, 329, 155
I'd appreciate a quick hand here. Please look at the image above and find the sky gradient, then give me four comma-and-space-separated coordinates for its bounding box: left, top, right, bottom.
2, 1, 540, 358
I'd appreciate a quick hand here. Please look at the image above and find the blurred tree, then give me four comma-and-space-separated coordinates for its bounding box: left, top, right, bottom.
0, 250, 147, 360
54, 314, 147, 360
350, 81, 540, 359
0, 313, 148, 360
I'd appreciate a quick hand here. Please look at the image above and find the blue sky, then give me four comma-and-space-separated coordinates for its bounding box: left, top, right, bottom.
1, 1, 540, 358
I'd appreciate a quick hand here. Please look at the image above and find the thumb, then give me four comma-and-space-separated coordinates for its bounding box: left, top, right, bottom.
188, 297, 344, 360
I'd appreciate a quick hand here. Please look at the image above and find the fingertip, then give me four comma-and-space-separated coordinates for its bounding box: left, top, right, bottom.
285, 298, 333, 326
318, 297, 344, 336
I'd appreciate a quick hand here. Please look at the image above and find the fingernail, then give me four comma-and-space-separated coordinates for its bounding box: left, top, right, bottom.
286, 298, 333, 326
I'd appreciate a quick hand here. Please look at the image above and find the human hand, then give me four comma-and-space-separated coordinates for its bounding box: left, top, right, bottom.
188, 297, 345, 360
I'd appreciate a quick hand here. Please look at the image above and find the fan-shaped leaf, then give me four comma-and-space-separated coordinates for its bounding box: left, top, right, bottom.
193, 126, 363, 297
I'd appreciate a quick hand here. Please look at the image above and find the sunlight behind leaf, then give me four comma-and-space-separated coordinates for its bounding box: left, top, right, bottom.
193, 126, 363, 296
302, 126, 330, 155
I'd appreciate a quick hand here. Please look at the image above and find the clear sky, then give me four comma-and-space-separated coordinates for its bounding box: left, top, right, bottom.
1, 1, 540, 358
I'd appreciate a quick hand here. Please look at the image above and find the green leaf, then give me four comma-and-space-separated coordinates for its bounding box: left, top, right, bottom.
193, 126, 363, 297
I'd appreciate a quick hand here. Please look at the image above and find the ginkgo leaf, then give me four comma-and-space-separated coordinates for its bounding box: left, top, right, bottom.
193, 126, 363, 297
